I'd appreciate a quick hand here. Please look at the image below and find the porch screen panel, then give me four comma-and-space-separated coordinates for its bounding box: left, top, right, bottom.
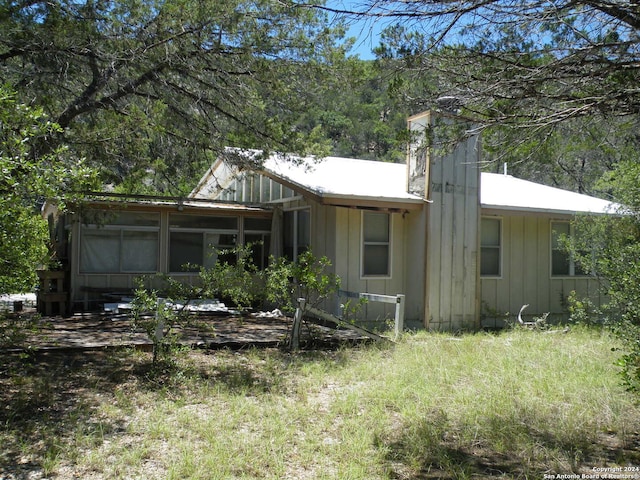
122, 231, 158, 272
170, 232, 203, 272
169, 214, 239, 272
80, 211, 160, 274
245, 217, 272, 269
205, 233, 237, 266
81, 229, 120, 273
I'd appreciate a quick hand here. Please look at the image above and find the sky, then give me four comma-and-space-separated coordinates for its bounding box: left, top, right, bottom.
324, 0, 387, 60
343, 19, 384, 59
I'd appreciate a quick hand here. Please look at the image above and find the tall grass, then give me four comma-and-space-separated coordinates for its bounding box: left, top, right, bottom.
1, 327, 638, 479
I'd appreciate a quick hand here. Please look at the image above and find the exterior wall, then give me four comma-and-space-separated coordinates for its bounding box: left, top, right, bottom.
207, 169, 414, 328
332, 207, 408, 328
402, 208, 428, 326
480, 212, 607, 328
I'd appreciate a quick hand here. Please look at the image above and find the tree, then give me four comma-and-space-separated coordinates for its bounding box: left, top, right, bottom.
566, 159, 640, 392
481, 115, 640, 194
293, 57, 414, 162
322, 0, 640, 128
0, 86, 98, 293
0, 0, 348, 194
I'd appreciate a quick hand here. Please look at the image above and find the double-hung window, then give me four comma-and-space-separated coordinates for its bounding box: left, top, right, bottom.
480, 217, 501, 277
80, 212, 160, 273
169, 214, 238, 272
362, 211, 390, 277
551, 221, 588, 276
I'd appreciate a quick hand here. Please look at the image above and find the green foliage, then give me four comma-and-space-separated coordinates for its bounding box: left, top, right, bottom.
132, 246, 342, 360
264, 250, 340, 350
131, 244, 261, 365
569, 159, 640, 394
264, 250, 340, 314
0, 86, 98, 294
566, 290, 600, 325
130, 278, 189, 367
0, 0, 349, 193
3, 329, 638, 478
198, 243, 263, 312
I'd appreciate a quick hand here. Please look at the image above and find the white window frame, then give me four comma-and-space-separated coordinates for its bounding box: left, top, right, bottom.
480, 216, 502, 278
361, 211, 392, 278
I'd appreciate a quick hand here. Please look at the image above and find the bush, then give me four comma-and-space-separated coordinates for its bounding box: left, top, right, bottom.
132, 247, 342, 361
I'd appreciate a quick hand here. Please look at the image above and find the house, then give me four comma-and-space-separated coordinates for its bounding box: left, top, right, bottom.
190, 111, 616, 329
56, 110, 616, 330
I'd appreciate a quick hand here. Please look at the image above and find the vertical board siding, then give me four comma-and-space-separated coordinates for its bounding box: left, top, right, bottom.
425, 128, 480, 331
333, 207, 407, 325
480, 214, 607, 327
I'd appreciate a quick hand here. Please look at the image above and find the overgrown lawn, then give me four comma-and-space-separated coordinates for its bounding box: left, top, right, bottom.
1, 326, 639, 479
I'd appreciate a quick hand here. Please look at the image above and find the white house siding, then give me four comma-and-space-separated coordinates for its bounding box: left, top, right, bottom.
333, 207, 408, 328
480, 213, 606, 328
402, 209, 428, 326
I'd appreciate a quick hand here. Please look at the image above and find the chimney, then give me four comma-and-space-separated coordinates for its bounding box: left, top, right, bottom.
406, 111, 431, 198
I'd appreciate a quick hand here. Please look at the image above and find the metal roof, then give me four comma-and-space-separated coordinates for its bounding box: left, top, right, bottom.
262, 155, 617, 214
261, 154, 425, 205
480, 173, 618, 215
195, 149, 618, 215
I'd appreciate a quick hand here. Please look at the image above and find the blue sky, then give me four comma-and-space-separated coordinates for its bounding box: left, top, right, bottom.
325, 0, 387, 60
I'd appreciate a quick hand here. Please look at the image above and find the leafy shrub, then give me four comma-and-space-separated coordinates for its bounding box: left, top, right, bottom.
132, 247, 342, 360
264, 250, 340, 314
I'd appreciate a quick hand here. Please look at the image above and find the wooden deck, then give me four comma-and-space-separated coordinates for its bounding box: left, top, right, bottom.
2, 311, 373, 353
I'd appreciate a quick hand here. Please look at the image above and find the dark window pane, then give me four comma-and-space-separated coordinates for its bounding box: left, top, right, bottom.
363, 245, 389, 276
244, 217, 271, 231
481, 218, 500, 247
169, 214, 237, 230
480, 247, 500, 276
170, 232, 203, 272
552, 251, 570, 276
363, 212, 389, 242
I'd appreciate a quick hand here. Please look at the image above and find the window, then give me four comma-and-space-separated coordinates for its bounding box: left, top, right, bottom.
80, 212, 160, 273
481, 217, 501, 277
362, 211, 390, 277
283, 209, 310, 261
551, 221, 588, 276
169, 214, 238, 272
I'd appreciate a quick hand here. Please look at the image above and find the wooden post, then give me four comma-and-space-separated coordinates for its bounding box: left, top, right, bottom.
290, 298, 305, 350
395, 294, 405, 339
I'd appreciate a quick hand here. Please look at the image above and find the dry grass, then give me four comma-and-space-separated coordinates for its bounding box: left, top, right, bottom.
1, 326, 639, 479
